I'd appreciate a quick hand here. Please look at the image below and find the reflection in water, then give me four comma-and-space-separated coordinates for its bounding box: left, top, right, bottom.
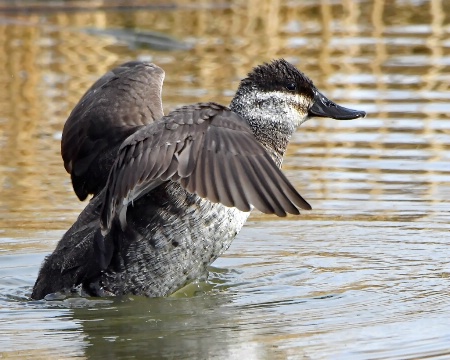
0, 0, 450, 359
82, 27, 193, 51
74, 293, 283, 359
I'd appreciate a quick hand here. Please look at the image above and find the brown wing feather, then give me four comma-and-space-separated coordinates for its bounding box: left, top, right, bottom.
100, 102, 311, 234
235, 155, 276, 213
61, 61, 165, 200
199, 124, 308, 216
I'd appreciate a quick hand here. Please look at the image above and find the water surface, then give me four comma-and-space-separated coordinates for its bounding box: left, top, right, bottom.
1, 1, 449, 359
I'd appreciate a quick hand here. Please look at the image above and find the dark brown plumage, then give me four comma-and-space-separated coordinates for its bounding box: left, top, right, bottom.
62, 61, 165, 200
243, 58, 314, 96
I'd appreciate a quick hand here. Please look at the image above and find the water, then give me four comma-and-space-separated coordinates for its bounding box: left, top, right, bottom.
1, 0, 449, 358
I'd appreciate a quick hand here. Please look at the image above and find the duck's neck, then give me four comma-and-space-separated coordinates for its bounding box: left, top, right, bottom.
230, 91, 300, 167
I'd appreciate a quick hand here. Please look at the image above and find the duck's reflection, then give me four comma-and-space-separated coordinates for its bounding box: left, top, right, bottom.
70, 281, 284, 359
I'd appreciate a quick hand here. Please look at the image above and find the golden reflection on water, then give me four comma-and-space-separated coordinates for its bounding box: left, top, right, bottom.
0, 1, 449, 358
0, 0, 449, 229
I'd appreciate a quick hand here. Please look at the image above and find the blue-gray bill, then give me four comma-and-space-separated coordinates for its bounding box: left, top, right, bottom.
308, 89, 366, 120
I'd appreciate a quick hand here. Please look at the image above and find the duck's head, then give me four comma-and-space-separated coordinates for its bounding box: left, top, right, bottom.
231, 59, 366, 130
229, 59, 366, 160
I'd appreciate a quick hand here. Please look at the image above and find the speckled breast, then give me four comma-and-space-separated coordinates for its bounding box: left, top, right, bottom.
93, 182, 250, 297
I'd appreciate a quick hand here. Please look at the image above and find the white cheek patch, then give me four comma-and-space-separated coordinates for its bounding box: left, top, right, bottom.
254, 91, 312, 127
295, 93, 313, 110
254, 90, 295, 103
254, 91, 312, 115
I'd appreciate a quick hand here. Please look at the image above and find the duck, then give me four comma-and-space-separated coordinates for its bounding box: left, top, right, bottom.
31, 59, 365, 299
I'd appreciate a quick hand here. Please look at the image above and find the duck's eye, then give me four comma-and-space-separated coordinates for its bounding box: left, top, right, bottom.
285, 82, 297, 91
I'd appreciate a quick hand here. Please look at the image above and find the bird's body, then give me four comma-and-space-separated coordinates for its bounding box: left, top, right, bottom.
31, 60, 365, 300
96, 183, 250, 296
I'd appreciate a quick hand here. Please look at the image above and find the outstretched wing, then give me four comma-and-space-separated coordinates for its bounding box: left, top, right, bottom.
61, 61, 165, 200
100, 102, 311, 234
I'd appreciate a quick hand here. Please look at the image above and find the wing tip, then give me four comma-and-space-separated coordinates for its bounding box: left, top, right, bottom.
302, 201, 312, 211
